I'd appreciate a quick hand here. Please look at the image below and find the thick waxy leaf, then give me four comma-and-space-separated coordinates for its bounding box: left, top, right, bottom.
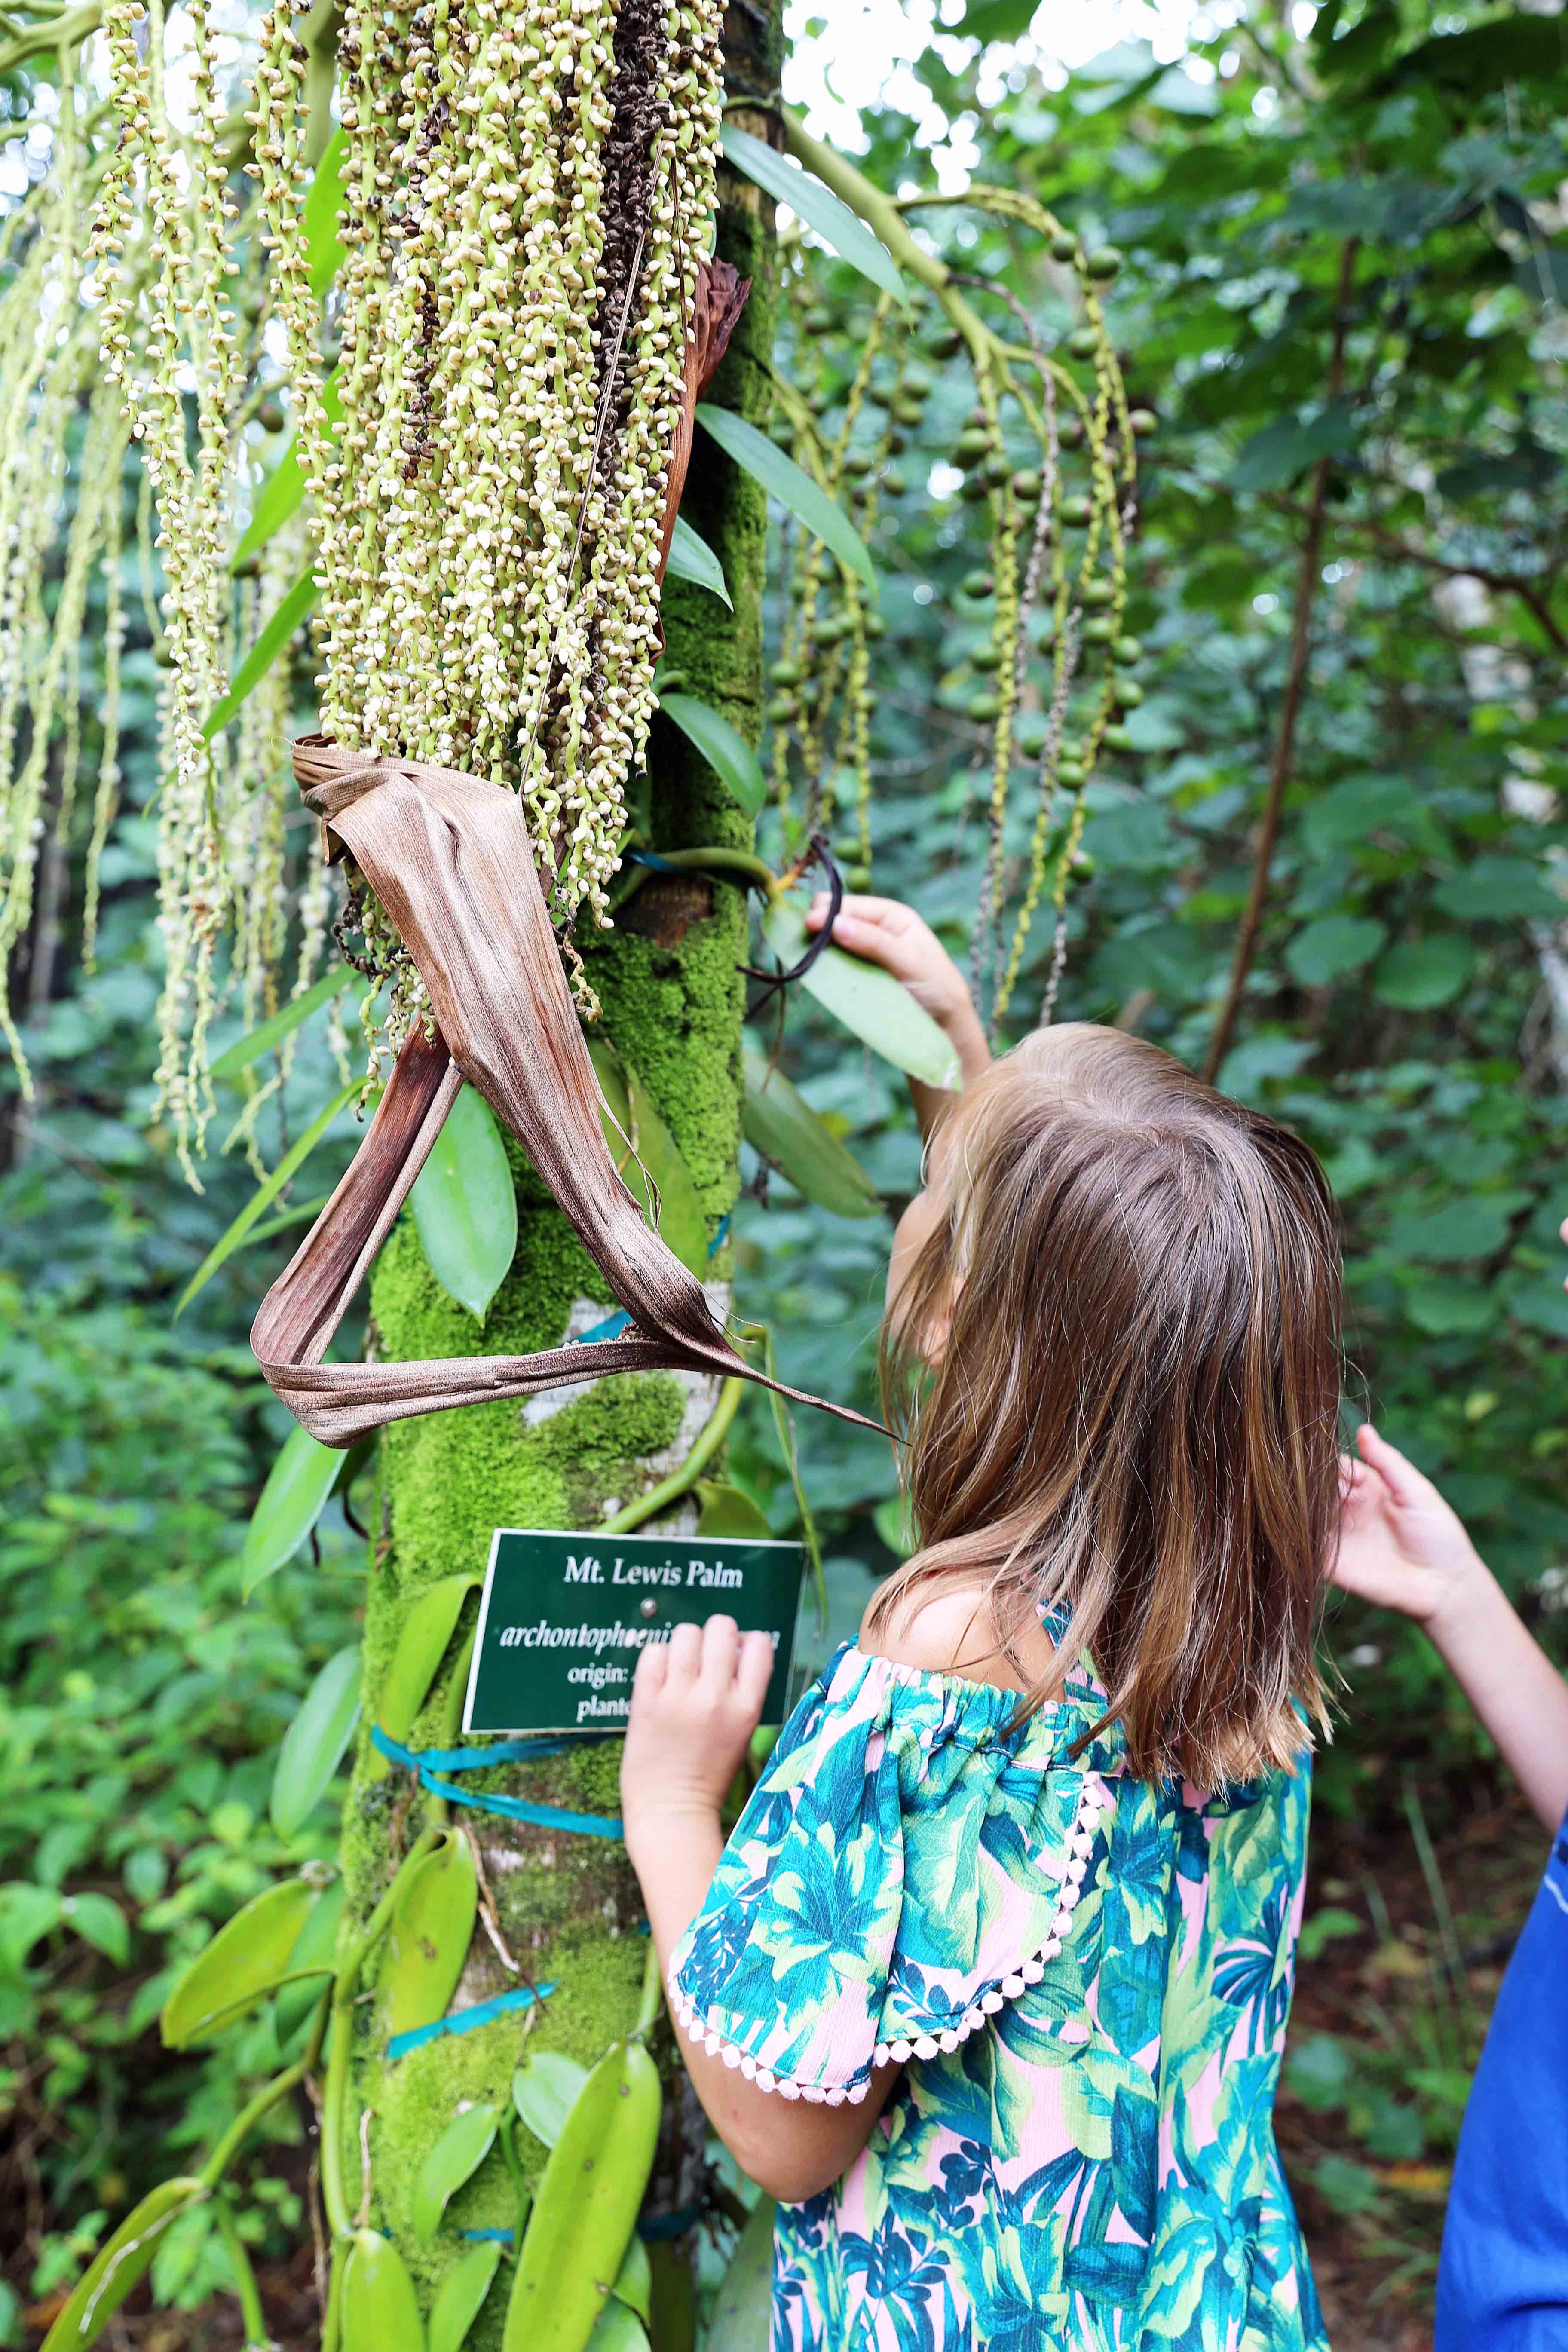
611, 2239, 652, 2324
741, 1046, 879, 1218
502, 2038, 660, 2352
276, 1877, 345, 2040
511, 2049, 590, 2150
382, 1831, 477, 2039
210, 966, 360, 1081
342, 2228, 426, 2352
759, 900, 961, 1089
586, 2306, 649, 2352
161, 1878, 322, 2047
720, 126, 910, 309
175, 1073, 361, 1315
429, 2238, 503, 2352
588, 1042, 708, 1278
230, 371, 342, 572
410, 1082, 518, 1324
706, 2193, 777, 2343
413, 2103, 502, 2241
241, 1422, 346, 1599
202, 568, 317, 742
40, 2179, 207, 2351
370, 1574, 481, 1779
657, 691, 766, 819
695, 1480, 772, 1539
304, 127, 347, 298
665, 517, 730, 608
270, 1645, 362, 1838
695, 404, 875, 588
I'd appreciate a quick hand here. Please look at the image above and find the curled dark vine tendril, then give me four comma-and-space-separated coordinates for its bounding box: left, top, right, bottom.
739, 832, 843, 1025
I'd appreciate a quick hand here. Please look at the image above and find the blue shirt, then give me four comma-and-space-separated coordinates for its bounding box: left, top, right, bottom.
1437, 1805, 1568, 2348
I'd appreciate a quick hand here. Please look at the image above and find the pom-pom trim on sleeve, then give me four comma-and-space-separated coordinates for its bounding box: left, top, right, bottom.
668, 1769, 1117, 2103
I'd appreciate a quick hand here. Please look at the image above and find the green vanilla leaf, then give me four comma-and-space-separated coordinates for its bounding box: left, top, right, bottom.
657, 691, 766, 820
175, 1073, 361, 1316
586, 2304, 649, 2352
759, 899, 961, 1089
694, 1480, 772, 1539
512, 2048, 590, 2150
381, 1829, 476, 2038
270, 1645, 363, 1839
341, 2229, 426, 2352
276, 1877, 346, 2042
706, 2191, 778, 2343
210, 965, 361, 1080
370, 1574, 481, 1779
241, 1422, 346, 1599
410, 1081, 518, 1324
40, 2179, 208, 2352
611, 2238, 652, 2324
695, 404, 876, 588
303, 126, 347, 300
413, 2103, 502, 2242
61, 1891, 129, 1967
588, 1040, 708, 1276
741, 1045, 879, 1218
720, 126, 910, 309
665, 516, 731, 607
201, 567, 317, 742
161, 1877, 322, 2047
231, 371, 342, 572
429, 2239, 503, 2352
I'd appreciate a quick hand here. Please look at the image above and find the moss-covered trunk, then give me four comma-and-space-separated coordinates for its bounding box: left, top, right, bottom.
330, 12, 780, 2332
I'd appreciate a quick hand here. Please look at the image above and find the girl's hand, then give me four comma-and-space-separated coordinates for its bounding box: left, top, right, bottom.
805, 894, 990, 1087
1332, 1423, 1486, 1638
619, 1616, 775, 1849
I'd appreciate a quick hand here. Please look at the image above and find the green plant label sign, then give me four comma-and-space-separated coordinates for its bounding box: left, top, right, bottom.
462, 1529, 805, 1735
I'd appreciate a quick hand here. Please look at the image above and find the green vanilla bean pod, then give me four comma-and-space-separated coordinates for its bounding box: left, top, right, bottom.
501, 2035, 662, 2352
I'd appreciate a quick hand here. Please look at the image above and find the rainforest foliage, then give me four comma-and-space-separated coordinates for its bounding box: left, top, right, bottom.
2, 0, 1566, 2340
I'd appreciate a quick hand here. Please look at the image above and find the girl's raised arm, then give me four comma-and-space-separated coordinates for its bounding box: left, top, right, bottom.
1334, 1424, 1568, 1834
804, 893, 990, 1136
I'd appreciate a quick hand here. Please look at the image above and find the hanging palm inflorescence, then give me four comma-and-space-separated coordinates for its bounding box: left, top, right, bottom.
753, 133, 1148, 1034
1, 0, 726, 1177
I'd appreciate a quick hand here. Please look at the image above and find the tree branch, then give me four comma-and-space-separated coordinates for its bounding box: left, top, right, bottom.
1203, 236, 1360, 1087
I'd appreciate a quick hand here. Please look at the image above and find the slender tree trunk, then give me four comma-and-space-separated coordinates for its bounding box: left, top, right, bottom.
331, 5, 781, 2324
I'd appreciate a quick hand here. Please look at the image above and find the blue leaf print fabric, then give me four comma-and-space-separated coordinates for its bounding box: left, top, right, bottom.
668, 1642, 1326, 2352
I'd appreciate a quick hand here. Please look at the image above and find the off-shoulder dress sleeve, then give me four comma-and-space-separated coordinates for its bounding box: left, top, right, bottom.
666, 1641, 1116, 2104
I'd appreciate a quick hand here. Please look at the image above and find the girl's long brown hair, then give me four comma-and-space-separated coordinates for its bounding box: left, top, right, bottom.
871, 1024, 1344, 1789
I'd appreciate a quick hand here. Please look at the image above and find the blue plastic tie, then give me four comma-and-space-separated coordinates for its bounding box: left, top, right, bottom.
459, 2228, 517, 2244
386, 1979, 556, 2062
458, 2201, 702, 2247
573, 1307, 633, 1347
371, 1726, 624, 1841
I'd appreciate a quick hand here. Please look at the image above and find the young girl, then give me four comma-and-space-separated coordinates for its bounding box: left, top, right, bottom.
1335, 1413, 1568, 2348
620, 897, 1344, 2351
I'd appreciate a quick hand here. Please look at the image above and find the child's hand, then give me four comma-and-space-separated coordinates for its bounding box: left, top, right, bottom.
805, 894, 990, 1086
620, 1616, 775, 1850
1332, 1423, 1486, 1637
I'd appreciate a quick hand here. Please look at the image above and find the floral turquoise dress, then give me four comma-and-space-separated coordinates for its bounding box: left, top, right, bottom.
668, 1640, 1327, 2352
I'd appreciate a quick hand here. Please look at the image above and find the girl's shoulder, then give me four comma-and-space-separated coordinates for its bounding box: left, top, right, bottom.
857, 1580, 1057, 1697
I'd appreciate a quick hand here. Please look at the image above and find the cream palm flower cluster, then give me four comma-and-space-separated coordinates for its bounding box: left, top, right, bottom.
251, 0, 726, 1004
